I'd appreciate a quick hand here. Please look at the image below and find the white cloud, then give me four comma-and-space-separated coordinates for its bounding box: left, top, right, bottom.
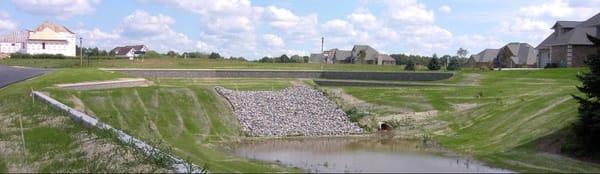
322, 19, 356, 37
385, 0, 435, 25
12, 0, 100, 19
439, 5, 452, 13
121, 10, 175, 36
262, 34, 285, 48
0, 11, 17, 32
519, 0, 572, 18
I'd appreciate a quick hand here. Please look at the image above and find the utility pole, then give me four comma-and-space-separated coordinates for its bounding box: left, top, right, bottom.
79, 37, 83, 67
320, 37, 324, 70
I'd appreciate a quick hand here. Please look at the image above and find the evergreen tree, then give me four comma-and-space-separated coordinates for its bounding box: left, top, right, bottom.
447, 57, 461, 71
572, 34, 600, 152
427, 54, 441, 70
279, 54, 289, 63
208, 52, 221, 59
404, 59, 415, 71
358, 50, 366, 64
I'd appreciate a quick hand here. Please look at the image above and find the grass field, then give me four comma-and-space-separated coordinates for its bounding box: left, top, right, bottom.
0, 58, 431, 71
0, 69, 172, 172
46, 77, 299, 173
3, 66, 600, 172
341, 68, 600, 172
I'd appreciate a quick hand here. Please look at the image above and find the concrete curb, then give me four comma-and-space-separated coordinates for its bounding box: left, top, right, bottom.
55, 78, 150, 90
103, 68, 454, 81
31, 91, 203, 173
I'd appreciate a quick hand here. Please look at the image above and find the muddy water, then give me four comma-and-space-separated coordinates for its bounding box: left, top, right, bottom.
233, 137, 510, 173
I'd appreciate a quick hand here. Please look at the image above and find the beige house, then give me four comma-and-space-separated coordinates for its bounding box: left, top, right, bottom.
0, 22, 77, 57
309, 45, 396, 65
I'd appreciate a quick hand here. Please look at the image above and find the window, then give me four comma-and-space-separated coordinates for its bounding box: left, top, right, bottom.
42, 42, 46, 49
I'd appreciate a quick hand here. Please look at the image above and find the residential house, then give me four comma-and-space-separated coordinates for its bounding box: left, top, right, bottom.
111, 45, 147, 60
466, 49, 499, 69
536, 12, 600, 67
309, 45, 396, 65
496, 42, 537, 68
0, 22, 76, 57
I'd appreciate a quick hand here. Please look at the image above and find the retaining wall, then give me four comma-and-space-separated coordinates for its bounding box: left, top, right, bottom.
31, 91, 202, 173
103, 69, 453, 81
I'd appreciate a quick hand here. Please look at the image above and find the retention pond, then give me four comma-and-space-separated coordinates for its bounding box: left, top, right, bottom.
233, 137, 510, 173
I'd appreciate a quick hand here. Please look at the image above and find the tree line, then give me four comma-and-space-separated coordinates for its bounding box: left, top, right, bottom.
257, 54, 309, 63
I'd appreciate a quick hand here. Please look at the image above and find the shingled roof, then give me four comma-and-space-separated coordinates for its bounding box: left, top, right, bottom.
537, 12, 600, 48
471, 49, 499, 63
34, 21, 75, 34
111, 45, 145, 56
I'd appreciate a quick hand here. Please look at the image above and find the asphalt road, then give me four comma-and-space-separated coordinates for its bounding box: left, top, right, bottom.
0, 65, 50, 88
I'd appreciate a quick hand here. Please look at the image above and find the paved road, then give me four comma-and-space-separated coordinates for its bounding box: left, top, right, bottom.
0, 65, 50, 88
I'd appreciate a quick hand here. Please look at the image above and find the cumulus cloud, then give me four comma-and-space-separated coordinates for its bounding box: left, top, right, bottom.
263, 34, 285, 48
76, 10, 210, 53
385, 0, 435, 25
12, 0, 100, 19
439, 5, 452, 13
0, 11, 17, 33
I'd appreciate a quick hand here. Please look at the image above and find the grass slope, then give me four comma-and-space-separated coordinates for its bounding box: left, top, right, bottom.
0, 58, 425, 71
0, 69, 168, 172
342, 68, 600, 172
49, 77, 299, 173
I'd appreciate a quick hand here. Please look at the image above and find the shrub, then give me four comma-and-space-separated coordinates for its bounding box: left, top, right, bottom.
404, 59, 415, 71
345, 107, 368, 122
427, 57, 441, 70
10, 53, 68, 59
447, 58, 461, 71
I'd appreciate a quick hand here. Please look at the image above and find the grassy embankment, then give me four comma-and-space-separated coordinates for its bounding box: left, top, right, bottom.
0, 58, 429, 71
45, 74, 300, 173
0, 69, 175, 172
341, 68, 600, 172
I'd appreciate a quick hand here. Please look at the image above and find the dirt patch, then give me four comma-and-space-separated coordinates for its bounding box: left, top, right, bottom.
378, 110, 438, 123
459, 73, 482, 86
70, 95, 96, 117
452, 103, 479, 112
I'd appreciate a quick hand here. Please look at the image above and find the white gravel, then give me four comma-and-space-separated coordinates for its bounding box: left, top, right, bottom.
216, 86, 363, 137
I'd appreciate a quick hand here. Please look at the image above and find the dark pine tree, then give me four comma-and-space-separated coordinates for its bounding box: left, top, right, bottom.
572, 34, 600, 152
447, 57, 461, 71
427, 54, 441, 70
404, 59, 415, 71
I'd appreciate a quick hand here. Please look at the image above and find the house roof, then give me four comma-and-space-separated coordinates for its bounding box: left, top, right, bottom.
377, 54, 396, 62
552, 21, 582, 29
472, 49, 499, 63
352, 45, 379, 61
111, 45, 145, 56
500, 43, 537, 65
538, 12, 600, 48
334, 50, 352, 60
309, 53, 324, 63
0, 31, 29, 43
34, 21, 75, 34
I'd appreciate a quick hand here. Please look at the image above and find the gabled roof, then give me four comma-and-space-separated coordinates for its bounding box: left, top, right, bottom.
472, 49, 499, 63
552, 21, 582, 29
538, 12, 600, 47
377, 54, 396, 62
111, 45, 146, 56
334, 50, 352, 60
34, 21, 75, 34
0, 31, 29, 43
500, 42, 536, 65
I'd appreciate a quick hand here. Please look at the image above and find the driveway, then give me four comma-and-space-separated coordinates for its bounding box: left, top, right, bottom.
0, 65, 50, 88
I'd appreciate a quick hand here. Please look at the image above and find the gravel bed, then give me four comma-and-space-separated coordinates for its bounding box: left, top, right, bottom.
216, 86, 363, 136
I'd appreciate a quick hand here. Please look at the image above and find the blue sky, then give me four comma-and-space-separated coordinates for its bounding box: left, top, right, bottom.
0, 0, 599, 59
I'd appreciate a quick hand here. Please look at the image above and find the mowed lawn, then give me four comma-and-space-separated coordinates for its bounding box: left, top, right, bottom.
342, 68, 600, 172
0, 58, 426, 71
48, 77, 299, 173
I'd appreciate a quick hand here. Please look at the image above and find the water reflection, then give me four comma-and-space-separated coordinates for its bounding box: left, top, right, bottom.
233, 137, 511, 173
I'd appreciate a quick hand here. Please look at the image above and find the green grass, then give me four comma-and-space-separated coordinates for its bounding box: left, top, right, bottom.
47, 77, 298, 173
0, 69, 173, 172
0, 58, 422, 72
0, 156, 6, 173
342, 68, 600, 172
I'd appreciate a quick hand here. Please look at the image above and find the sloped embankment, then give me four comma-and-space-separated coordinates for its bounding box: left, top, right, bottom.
216, 86, 363, 136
